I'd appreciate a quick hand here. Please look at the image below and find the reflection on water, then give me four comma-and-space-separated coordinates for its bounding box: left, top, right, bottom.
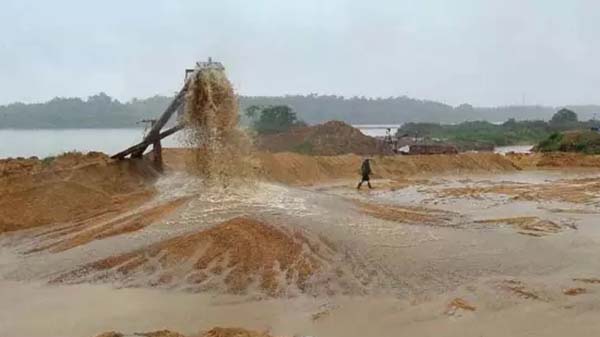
0, 129, 185, 158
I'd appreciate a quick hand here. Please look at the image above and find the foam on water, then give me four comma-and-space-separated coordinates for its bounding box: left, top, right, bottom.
152, 173, 316, 232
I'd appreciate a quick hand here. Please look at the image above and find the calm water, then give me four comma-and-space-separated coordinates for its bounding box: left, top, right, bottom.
0, 126, 392, 159
0, 129, 185, 159
1, 127, 525, 159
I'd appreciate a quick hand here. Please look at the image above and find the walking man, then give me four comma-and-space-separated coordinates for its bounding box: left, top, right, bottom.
357, 158, 373, 189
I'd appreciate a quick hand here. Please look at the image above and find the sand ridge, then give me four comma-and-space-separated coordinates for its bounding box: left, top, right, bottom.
52, 217, 371, 297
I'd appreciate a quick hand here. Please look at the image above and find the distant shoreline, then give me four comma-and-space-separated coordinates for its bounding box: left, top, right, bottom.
3, 93, 599, 129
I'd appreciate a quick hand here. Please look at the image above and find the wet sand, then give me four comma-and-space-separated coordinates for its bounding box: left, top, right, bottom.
2, 169, 600, 336
2, 278, 600, 337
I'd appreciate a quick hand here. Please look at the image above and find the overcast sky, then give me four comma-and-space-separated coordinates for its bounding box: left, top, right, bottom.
1, 0, 599, 107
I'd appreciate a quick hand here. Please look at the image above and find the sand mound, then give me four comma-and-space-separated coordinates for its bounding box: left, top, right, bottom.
256, 151, 519, 185
257, 120, 383, 156
94, 327, 273, 337
0, 151, 109, 178
54, 217, 367, 296
183, 68, 255, 183
0, 154, 157, 233
506, 152, 600, 169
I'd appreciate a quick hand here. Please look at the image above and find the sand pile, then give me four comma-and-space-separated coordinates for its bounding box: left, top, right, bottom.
257, 120, 383, 155
506, 152, 600, 169
94, 327, 273, 337
256, 151, 519, 185
54, 217, 367, 296
162, 148, 599, 186
0, 153, 157, 233
0, 157, 43, 177
183, 68, 256, 183
0, 151, 108, 178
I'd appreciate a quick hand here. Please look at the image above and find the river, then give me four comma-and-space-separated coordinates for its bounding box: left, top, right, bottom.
0, 126, 399, 158
0, 127, 532, 159
0, 129, 185, 158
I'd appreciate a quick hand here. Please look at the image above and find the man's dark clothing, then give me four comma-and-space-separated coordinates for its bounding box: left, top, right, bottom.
357, 159, 372, 189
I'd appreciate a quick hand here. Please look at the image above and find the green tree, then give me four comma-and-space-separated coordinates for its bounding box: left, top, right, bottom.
244, 105, 262, 120
550, 108, 578, 125
245, 105, 305, 134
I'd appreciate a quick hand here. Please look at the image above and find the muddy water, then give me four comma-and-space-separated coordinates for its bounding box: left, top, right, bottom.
2, 170, 600, 336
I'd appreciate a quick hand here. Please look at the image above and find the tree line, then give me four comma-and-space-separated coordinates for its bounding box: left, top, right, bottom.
1, 93, 599, 128
397, 109, 600, 148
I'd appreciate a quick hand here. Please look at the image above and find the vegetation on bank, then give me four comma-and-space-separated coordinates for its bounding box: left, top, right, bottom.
2, 93, 600, 128
397, 109, 600, 149
535, 130, 600, 154
0, 93, 169, 128
244, 105, 306, 134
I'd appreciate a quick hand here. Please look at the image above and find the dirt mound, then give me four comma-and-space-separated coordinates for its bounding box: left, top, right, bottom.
54, 217, 366, 296
94, 328, 273, 337
0, 154, 157, 233
257, 121, 382, 156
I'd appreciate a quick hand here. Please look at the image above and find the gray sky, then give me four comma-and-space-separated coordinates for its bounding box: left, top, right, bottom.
1, 0, 599, 106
